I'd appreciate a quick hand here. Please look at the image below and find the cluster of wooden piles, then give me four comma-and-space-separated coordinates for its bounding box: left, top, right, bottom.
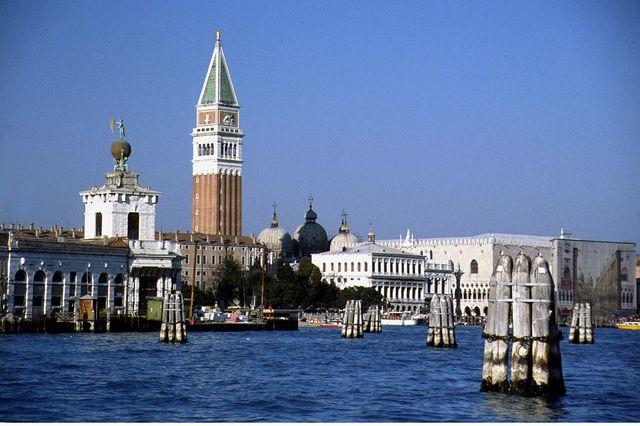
363, 305, 381, 333
159, 292, 188, 344
426, 294, 457, 348
481, 252, 565, 396
568, 302, 594, 344
341, 300, 363, 338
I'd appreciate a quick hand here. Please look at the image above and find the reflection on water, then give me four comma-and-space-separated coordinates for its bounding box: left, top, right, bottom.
0, 326, 639, 422
479, 393, 567, 422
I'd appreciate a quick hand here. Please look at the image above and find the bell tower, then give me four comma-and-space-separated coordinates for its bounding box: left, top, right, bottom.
192, 30, 244, 236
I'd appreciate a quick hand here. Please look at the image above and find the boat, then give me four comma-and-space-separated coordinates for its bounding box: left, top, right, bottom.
381, 312, 418, 326
616, 321, 640, 330
319, 323, 342, 329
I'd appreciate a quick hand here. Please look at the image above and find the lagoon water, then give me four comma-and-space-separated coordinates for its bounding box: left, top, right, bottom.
1, 326, 639, 422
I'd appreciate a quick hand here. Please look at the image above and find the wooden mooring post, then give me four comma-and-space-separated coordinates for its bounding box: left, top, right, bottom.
426, 295, 457, 348
159, 292, 188, 344
341, 300, 363, 338
481, 252, 565, 396
363, 305, 382, 333
569, 302, 594, 344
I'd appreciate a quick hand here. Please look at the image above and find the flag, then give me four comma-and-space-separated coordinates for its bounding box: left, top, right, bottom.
109, 117, 115, 133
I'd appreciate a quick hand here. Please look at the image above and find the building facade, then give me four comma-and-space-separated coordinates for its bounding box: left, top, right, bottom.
379, 230, 637, 320
312, 236, 453, 313
160, 231, 264, 292
192, 31, 244, 237
0, 134, 182, 321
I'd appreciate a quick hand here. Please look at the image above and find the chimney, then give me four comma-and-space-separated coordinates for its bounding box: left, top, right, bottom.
190, 233, 194, 243
103, 235, 109, 245
35, 228, 40, 238
18, 224, 23, 231
206, 234, 211, 244
174, 232, 178, 242
29, 223, 34, 230
72, 228, 76, 238
0, 223, 4, 230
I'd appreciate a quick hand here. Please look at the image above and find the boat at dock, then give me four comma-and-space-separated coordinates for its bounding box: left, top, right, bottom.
381, 312, 418, 326
616, 321, 640, 330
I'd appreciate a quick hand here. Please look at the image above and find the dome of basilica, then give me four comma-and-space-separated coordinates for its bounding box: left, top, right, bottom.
257, 209, 293, 257
329, 211, 359, 251
293, 198, 328, 257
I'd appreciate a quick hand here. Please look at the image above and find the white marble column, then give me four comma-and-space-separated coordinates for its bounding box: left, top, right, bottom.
24, 274, 32, 320
43, 273, 52, 316
107, 277, 114, 310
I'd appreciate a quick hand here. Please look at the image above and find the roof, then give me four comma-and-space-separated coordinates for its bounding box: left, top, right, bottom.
320, 242, 417, 256
198, 36, 238, 106
156, 231, 261, 247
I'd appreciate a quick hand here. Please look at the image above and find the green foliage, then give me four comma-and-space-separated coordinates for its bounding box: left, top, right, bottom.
336, 286, 383, 313
214, 257, 242, 309
183, 257, 382, 312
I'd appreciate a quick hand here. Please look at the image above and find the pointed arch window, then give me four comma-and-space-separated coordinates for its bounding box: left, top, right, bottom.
470, 259, 479, 274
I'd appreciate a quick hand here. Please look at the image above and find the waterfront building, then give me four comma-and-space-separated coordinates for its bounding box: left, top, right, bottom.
256, 205, 293, 265
312, 228, 453, 313
162, 231, 265, 291
378, 229, 637, 321
293, 197, 329, 258
192, 30, 244, 237
0, 133, 182, 320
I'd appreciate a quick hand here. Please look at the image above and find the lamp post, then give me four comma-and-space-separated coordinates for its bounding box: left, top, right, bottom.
453, 263, 463, 321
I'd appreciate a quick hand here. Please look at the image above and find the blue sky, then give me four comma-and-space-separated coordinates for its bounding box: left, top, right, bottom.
1, 1, 639, 245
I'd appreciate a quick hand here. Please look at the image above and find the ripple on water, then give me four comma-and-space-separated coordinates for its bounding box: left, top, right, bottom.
1, 326, 640, 421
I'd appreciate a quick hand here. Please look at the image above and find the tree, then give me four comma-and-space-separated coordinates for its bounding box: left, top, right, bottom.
336, 286, 383, 313
213, 257, 243, 309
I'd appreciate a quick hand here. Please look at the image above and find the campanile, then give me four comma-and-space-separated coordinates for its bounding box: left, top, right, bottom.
192, 30, 244, 236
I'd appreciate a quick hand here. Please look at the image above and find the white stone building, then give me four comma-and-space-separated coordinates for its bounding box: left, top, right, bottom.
0, 134, 182, 321
312, 230, 453, 313
378, 230, 637, 321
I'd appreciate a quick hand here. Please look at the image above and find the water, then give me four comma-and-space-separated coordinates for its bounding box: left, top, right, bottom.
1, 326, 639, 422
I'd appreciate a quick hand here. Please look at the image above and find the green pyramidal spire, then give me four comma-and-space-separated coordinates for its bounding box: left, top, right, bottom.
198, 30, 238, 106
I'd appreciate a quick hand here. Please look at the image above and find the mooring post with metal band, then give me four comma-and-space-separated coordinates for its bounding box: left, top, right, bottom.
341, 301, 350, 338
568, 303, 579, 343
531, 254, 565, 396
432, 295, 442, 347
363, 306, 371, 333
426, 297, 435, 346
491, 254, 512, 392
357, 300, 364, 338
159, 293, 169, 342
510, 253, 532, 394
441, 294, 451, 347
167, 293, 175, 343
175, 292, 187, 343
585, 302, 593, 344
447, 296, 457, 347
481, 253, 512, 393
579, 302, 586, 344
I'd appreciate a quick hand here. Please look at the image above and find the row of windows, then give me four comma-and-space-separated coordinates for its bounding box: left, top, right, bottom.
180, 245, 260, 252
322, 260, 424, 275
13, 270, 125, 284
94, 212, 139, 239
12, 283, 126, 308
197, 142, 239, 158
185, 254, 253, 266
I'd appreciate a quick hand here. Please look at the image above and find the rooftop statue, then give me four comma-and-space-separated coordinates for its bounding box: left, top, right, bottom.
109, 117, 126, 140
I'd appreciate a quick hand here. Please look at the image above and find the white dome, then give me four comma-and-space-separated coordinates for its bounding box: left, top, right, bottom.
330, 231, 359, 251
329, 213, 359, 251
257, 213, 292, 255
